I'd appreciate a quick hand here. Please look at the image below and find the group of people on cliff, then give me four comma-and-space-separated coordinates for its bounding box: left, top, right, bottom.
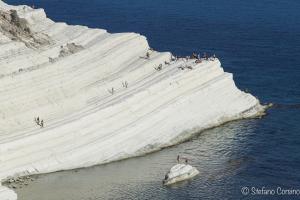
171, 52, 217, 63
144, 48, 217, 73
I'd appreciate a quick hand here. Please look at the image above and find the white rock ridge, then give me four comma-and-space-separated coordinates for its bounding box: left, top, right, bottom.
0, 183, 17, 200
0, 1, 265, 199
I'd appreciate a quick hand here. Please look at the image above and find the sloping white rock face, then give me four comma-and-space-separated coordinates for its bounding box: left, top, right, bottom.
0, 184, 17, 200
0, 1, 265, 199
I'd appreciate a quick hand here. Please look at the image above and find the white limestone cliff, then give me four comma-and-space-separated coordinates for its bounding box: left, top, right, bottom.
0, 184, 17, 200
0, 1, 265, 199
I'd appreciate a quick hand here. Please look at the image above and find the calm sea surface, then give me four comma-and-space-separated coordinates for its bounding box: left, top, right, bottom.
5, 0, 300, 199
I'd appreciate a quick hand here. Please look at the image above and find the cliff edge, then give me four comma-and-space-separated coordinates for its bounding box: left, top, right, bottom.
0, 1, 265, 199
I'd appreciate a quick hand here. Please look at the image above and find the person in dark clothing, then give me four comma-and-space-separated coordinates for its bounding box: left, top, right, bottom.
35, 117, 40, 125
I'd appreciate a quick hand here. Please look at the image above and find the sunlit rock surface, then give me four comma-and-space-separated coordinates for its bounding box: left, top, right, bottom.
0, 1, 265, 199
163, 164, 199, 185
0, 183, 17, 200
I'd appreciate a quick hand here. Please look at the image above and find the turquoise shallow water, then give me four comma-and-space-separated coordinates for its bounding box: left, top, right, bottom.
5, 0, 300, 199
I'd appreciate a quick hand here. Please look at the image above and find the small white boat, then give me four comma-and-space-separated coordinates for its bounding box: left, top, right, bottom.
163, 164, 199, 185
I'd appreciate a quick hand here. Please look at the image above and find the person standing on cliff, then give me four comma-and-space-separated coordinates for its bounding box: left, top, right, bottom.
35, 117, 40, 125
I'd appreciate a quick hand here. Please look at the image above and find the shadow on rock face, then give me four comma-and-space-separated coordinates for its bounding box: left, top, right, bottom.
10, 10, 30, 33
0, 9, 51, 48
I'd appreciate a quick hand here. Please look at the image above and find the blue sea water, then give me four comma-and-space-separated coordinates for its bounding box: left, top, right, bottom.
5, 0, 300, 199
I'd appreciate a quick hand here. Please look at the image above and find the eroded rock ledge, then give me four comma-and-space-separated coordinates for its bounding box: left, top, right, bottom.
0, 1, 265, 199
0, 9, 51, 48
